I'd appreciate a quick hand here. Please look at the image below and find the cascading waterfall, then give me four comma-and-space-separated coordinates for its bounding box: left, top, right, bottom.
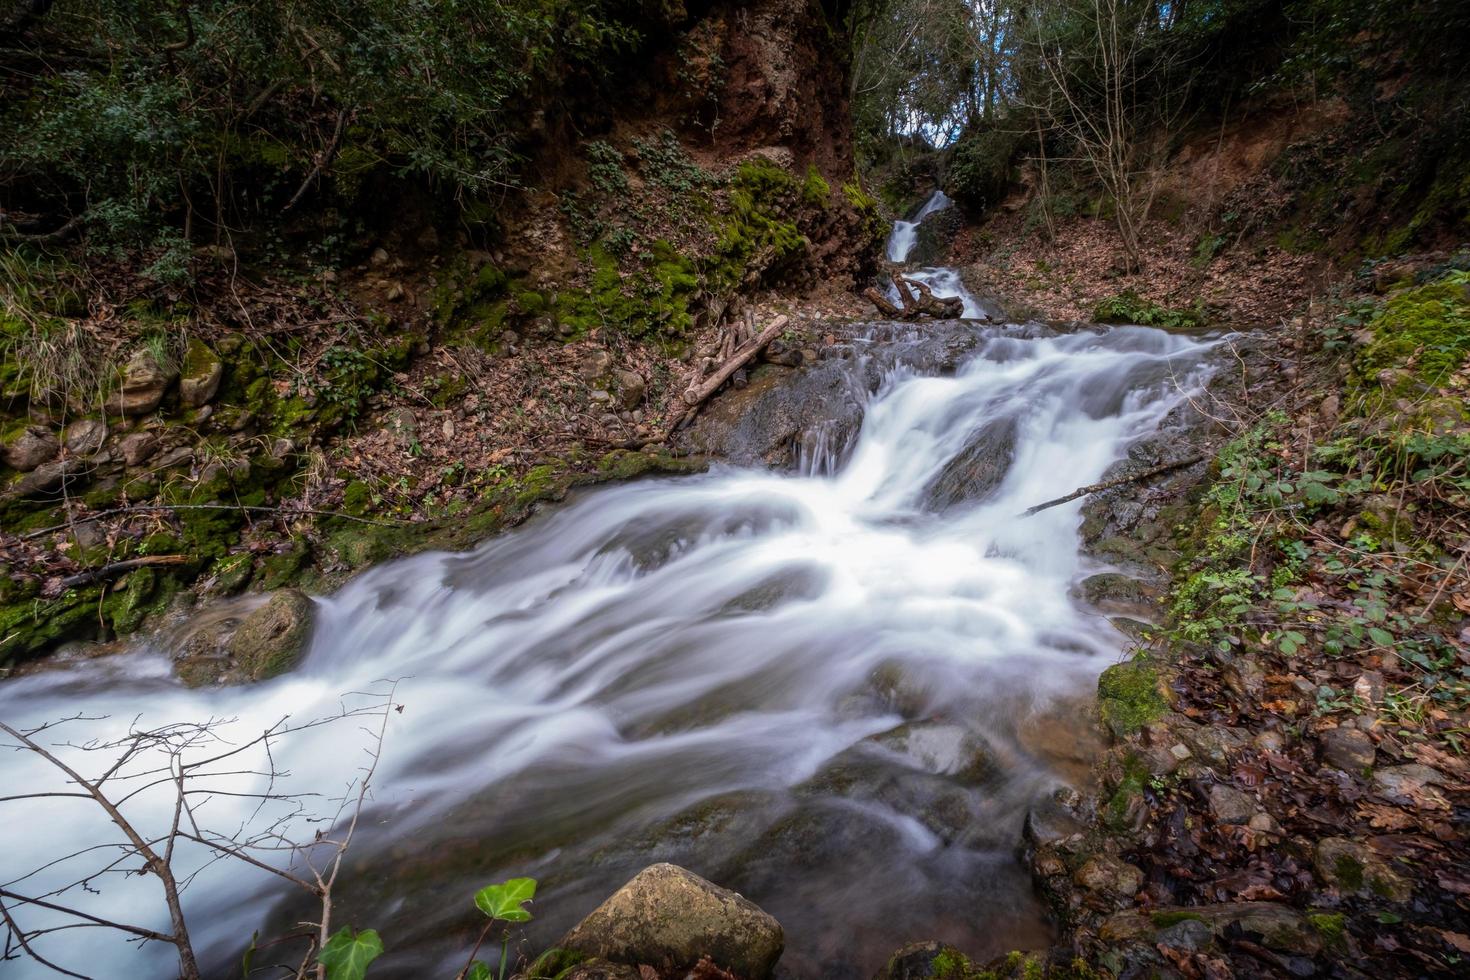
0, 217, 1219, 979
886, 190, 952, 263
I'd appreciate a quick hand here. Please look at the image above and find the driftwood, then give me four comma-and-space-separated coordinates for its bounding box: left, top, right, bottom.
1021, 454, 1206, 517
57, 554, 190, 590
665, 314, 790, 434
865, 276, 964, 320
683, 314, 788, 406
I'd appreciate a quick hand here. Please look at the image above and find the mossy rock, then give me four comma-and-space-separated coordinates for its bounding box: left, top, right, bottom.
228, 589, 315, 681
1096, 656, 1167, 737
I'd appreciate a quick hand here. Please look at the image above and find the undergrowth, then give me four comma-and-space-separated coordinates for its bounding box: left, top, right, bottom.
1168, 270, 1470, 736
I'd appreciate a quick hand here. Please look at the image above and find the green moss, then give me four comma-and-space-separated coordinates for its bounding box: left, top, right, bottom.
1353, 271, 1470, 399
0, 586, 105, 666
707, 159, 807, 296
1102, 751, 1151, 831
1308, 911, 1347, 947
931, 949, 974, 979
801, 165, 832, 208
1334, 854, 1365, 891
258, 540, 311, 590
1097, 656, 1167, 736
342, 480, 373, 516
1151, 910, 1205, 927
209, 552, 255, 595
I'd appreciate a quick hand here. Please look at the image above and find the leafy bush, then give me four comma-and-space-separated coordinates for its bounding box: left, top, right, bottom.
1, 0, 653, 258
1092, 290, 1206, 329
946, 126, 1027, 214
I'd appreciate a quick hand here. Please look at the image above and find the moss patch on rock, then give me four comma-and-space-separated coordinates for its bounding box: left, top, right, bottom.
1096, 656, 1167, 737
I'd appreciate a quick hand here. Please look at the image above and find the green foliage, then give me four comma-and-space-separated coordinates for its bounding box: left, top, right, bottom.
474, 877, 536, 922
1352, 271, 1470, 399
947, 126, 1026, 214
318, 927, 384, 980
1092, 290, 1206, 330
3, 0, 651, 259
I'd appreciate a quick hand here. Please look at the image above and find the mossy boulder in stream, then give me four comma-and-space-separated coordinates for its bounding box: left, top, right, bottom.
558, 863, 784, 980
174, 589, 315, 685
230, 589, 314, 680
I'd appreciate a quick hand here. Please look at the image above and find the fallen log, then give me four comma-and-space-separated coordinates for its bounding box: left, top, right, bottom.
1020, 454, 1206, 517
666, 314, 790, 434
57, 554, 190, 591
682, 314, 789, 406
865, 277, 963, 320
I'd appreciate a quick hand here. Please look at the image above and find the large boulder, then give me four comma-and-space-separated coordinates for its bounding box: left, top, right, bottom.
558, 863, 784, 980
179, 339, 224, 408
228, 589, 315, 681
3, 424, 59, 471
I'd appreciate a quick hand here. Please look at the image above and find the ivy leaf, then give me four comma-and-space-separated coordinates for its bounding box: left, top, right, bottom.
1367, 626, 1394, 647
467, 964, 492, 980
475, 877, 537, 922
319, 927, 384, 980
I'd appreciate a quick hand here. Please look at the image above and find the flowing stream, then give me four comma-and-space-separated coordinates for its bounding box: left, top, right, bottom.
0, 202, 1218, 979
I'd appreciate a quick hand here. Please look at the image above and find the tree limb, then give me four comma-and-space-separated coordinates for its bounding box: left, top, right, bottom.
1020, 454, 1204, 516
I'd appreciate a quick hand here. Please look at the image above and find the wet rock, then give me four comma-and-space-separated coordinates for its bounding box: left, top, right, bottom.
369, 246, 390, 268
1023, 786, 1086, 847
1074, 572, 1159, 617
1319, 726, 1376, 772
1101, 903, 1322, 956
108, 349, 175, 416
1207, 784, 1256, 825
614, 370, 646, 410
558, 863, 783, 980
118, 431, 162, 467
1221, 657, 1265, 699
1181, 724, 1249, 767
1074, 855, 1144, 898
923, 418, 1017, 510
179, 339, 223, 408
3, 425, 59, 471
228, 589, 315, 681
865, 721, 998, 785
1155, 917, 1215, 952
873, 941, 976, 980
1313, 837, 1412, 902
63, 419, 108, 456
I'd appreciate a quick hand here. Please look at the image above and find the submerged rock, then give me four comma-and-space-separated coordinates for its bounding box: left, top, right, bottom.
558, 863, 783, 980
172, 590, 314, 685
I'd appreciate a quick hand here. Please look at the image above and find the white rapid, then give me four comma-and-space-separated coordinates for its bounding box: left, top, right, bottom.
885, 190, 952, 262
0, 242, 1218, 980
